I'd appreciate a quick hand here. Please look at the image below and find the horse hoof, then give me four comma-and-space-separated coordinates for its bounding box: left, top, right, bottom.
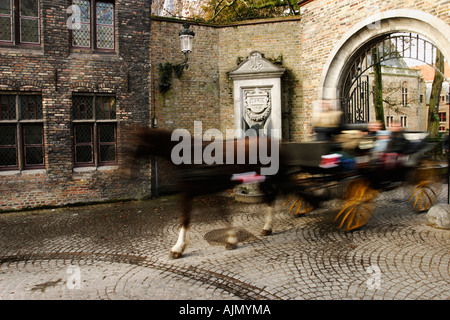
261, 229, 272, 236
225, 243, 237, 250
169, 251, 182, 259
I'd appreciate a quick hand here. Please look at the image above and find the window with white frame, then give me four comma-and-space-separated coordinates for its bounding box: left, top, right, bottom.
386, 115, 394, 128
401, 84, 408, 106
400, 116, 407, 128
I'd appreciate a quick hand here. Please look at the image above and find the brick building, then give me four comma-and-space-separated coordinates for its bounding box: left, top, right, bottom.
0, 0, 152, 211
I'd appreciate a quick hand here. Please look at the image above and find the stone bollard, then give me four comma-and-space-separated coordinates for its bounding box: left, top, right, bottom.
427, 204, 450, 230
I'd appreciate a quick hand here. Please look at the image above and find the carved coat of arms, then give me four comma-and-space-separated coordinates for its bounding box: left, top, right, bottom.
244, 88, 271, 129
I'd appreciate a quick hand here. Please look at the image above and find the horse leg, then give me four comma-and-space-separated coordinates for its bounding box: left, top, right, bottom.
261, 203, 274, 236
218, 201, 238, 250
169, 195, 192, 259
225, 225, 238, 250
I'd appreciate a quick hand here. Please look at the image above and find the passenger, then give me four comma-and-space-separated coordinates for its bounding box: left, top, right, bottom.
359, 121, 383, 151
313, 100, 342, 141
386, 121, 408, 154
372, 130, 391, 153
368, 121, 383, 134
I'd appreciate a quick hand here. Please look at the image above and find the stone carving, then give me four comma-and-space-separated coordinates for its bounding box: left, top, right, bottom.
244, 88, 271, 129
229, 50, 285, 137
248, 51, 264, 70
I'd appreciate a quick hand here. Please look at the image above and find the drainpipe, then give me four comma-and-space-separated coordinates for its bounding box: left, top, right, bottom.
149, 0, 159, 198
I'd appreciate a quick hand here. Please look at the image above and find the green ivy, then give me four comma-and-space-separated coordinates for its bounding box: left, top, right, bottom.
158, 62, 174, 94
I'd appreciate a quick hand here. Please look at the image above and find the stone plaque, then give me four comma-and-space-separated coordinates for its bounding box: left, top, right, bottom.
229, 51, 285, 137
243, 88, 271, 129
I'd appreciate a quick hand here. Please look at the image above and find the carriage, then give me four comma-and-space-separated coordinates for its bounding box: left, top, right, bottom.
131, 124, 447, 258
279, 124, 447, 231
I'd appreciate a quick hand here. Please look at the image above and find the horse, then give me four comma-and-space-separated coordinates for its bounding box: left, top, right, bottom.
129, 127, 287, 259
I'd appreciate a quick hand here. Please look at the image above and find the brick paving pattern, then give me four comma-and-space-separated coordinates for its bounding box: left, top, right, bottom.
0, 186, 449, 300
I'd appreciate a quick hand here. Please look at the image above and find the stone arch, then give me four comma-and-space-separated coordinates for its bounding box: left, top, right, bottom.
319, 9, 450, 105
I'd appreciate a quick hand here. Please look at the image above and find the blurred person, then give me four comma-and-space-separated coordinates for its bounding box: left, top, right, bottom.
386, 120, 408, 154
372, 129, 391, 153
359, 121, 383, 151
313, 100, 342, 141
444, 133, 449, 154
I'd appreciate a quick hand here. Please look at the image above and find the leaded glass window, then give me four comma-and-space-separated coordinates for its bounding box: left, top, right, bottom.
74, 124, 93, 164
73, 95, 94, 120
98, 124, 116, 163
23, 124, 44, 166
71, 0, 115, 51
0, 0, 40, 45
72, 0, 91, 48
0, 125, 18, 168
72, 94, 117, 167
0, 95, 16, 120
0, 93, 44, 170
20, 94, 43, 120
0, 0, 13, 42
96, 1, 114, 49
19, 0, 40, 44
96, 95, 116, 120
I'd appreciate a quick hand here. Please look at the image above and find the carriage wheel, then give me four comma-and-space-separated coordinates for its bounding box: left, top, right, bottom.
409, 181, 438, 212
409, 166, 440, 212
283, 194, 315, 215
334, 178, 378, 231
334, 199, 375, 231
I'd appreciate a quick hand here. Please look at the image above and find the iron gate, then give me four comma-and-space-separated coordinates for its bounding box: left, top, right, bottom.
340, 32, 447, 124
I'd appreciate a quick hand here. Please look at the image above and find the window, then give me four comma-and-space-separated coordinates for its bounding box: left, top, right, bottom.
401, 85, 408, 106
386, 115, 394, 128
0, 0, 41, 45
71, 0, 115, 51
72, 94, 117, 167
0, 93, 44, 170
400, 116, 407, 128
439, 112, 447, 123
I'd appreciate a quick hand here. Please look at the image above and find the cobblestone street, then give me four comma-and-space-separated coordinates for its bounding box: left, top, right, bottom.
0, 185, 449, 303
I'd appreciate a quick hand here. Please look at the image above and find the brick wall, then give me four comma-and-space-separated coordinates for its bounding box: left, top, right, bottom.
0, 0, 152, 211
150, 18, 221, 190
217, 18, 303, 141
151, 17, 304, 140
150, 18, 220, 133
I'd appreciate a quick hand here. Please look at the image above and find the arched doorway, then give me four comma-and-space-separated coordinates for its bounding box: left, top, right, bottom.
341, 32, 447, 124
319, 9, 450, 125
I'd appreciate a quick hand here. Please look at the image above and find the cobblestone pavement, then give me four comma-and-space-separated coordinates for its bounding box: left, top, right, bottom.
0, 184, 449, 302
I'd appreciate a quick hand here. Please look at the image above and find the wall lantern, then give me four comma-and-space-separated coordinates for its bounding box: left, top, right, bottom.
158, 23, 195, 94
177, 23, 195, 74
